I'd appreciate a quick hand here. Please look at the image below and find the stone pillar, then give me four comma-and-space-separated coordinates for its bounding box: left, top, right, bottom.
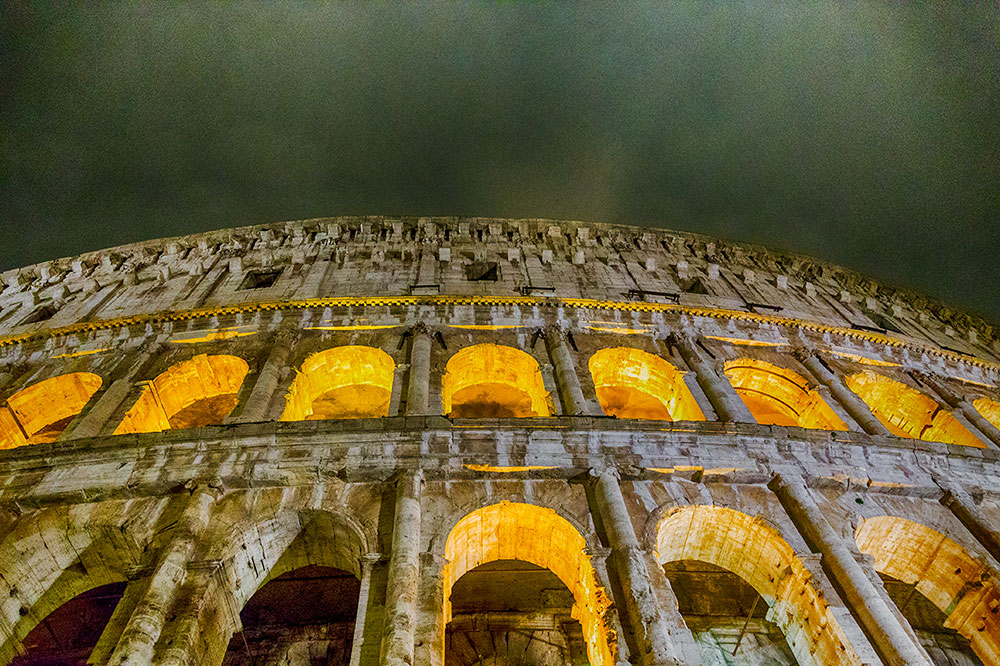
107, 484, 218, 666
917, 373, 1000, 448
543, 326, 592, 416
60, 346, 159, 440
667, 334, 754, 423
405, 326, 433, 416
351, 553, 384, 666
226, 326, 298, 424
585, 546, 633, 666
940, 487, 1000, 564
590, 470, 684, 666
796, 351, 891, 436
155, 563, 218, 666
413, 552, 448, 666
768, 474, 933, 666
381, 471, 424, 666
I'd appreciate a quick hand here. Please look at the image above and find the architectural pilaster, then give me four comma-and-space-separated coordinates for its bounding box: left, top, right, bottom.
381, 471, 424, 666
405, 325, 433, 416
940, 487, 1000, 565
107, 483, 218, 666
667, 334, 754, 423
795, 350, 892, 436
351, 553, 385, 666
590, 469, 685, 666
153, 562, 219, 666
413, 552, 448, 666
543, 325, 593, 416
768, 474, 933, 666
226, 325, 299, 424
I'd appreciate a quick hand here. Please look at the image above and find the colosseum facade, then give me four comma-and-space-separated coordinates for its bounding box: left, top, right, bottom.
1, 216, 1000, 666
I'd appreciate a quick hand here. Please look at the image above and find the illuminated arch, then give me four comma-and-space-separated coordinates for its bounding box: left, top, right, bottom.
280, 345, 395, 421
588, 347, 704, 421
974, 397, 1000, 431
443, 502, 613, 666
857, 516, 1000, 665
845, 372, 985, 448
114, 354, 249, 434
0, 372, 102, 449
724, 358, 847, 430
657, 505, 868, 666
442, 344, 551, 418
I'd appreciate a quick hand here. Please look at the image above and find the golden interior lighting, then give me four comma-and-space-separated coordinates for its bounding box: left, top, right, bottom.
657, 505, 868, 666
845, 372, 985, 448
443, 501, 613, 666
724, 358, 847, 430
280, 345, 395, 421
857, 516, 1000, 665
0, 372, 102, 449
442, 344, 551, 418
588, 347, 705, 421
973, 397, 1000, 431
114, 354, 249, 434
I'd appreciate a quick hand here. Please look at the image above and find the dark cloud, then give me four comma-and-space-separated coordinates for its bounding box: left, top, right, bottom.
2, 4, 998, 321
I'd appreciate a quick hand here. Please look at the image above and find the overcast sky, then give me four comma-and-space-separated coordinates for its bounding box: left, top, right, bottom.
2, 4, 998, 321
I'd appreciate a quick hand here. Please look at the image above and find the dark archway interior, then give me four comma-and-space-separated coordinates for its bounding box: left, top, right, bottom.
222, 564, 360, 666
11, 581, 126, 666
663, 560, 797, 665
446, 559, 587, 666
880, 573, 984, 666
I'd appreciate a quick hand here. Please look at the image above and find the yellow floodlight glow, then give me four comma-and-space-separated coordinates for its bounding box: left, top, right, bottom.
974, 397, 1000, 431
442, 344, 551, 418
589, 347, 705, 421
724, 358, 847, 430
0, 372, 102, 449
281, 345, 395, 421
845, 371, 985, 448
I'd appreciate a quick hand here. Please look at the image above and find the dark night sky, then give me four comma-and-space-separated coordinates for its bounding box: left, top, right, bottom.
2, 4, 998, 321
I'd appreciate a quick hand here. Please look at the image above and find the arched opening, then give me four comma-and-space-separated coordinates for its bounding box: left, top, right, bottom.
114, 354, 249, 434
10, 582, 126, 666
280, 345, 395, 421
0, 372, 102, 449
588, 347, 705, 421
845, 372, 985, 448
974, 397, 1000, 432
209, 510, 367, 666
657, 504, 868, 666
443, 502, 613, 666
856, 516, 1000, 665
442, 344, 551, 418
724, 359, 847, 430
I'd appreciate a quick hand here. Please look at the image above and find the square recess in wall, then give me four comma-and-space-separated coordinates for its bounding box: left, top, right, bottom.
465, 262, 499, 281
239, 268, 283, 290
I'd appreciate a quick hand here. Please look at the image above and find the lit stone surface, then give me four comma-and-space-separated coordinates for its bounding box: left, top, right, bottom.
0, 217, 999, 666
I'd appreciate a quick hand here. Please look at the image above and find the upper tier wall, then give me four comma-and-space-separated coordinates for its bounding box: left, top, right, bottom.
0, 216, 996, 364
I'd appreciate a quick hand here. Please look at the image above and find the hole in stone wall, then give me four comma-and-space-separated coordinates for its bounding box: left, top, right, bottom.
239, 268, 282, 290
464, 262, 499, 282
20, 305, 57, 326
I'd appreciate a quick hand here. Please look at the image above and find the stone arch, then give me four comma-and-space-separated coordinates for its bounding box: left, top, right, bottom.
724, 358, 847, 430
442, 344, 551, 418
845, 371, 985, 447
443, 501, 613, 666
280, 345, 395, 421
0, 504, 151, 664
588, 347, 704, 421
114, 354, 249, 434
0, 372, 102, 449
974, 397, 1000, 431
656, 504, 868, 666
856, 515, 1000, 666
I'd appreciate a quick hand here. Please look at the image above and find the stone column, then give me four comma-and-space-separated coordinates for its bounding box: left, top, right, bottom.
795, 351, 891, 436
226, 326, 298, 424
940, 487, 1000, 564
590, 470, 684, 666
585, 546, 633, 666
155, 563, 219, 666
59, 345, 159, 441
381, 471, 424, 666
351, 553, 384, 666
413, 552, 448, 666
916, 373, 1000, 448
666, 334, 754, 423
543, 326, 592, 416
405, 326, 433, 416
107, 483, 218, 666
768, 474, 933, 666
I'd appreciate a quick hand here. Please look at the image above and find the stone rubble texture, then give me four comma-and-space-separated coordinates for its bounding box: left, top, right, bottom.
0, 216, 998, 666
